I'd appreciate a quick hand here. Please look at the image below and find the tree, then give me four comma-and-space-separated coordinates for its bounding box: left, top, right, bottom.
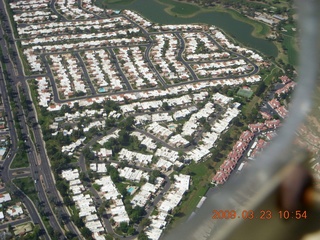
105, 118, 116, 128
98, 205, 105, 216
63, 196, 73, 206
118, 116, 134, 131
130, 206, 146, 223
138, 231, 149, 240
140, 218, 152, 228
93, 183, 101, 191
60, 104, 71, 114
130, 210, 140, 223
128, 227, 136, 235
81, 227, 92, 239
118, 130, 130, 146
151, 170, 161, 178
105, 235, 113, 240
162, 102, 170, 111
255, 81, 266, 97
119, 222, 129, 233
117, 183, 127, 197
83, 147, 94, 160
56, 180, 69, 196
65, 231, 77, 239
109, 166, 121, 183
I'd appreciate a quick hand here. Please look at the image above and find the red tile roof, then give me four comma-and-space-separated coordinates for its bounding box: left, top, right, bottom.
248, 122, 267, 133
239, 130, 254, 143
268, 99, 281, 109
280, 75, 291, 84
212, 170, 229, 184
275, 106, 288, 118
260, 111, 272, 120
264, 119, 281, 129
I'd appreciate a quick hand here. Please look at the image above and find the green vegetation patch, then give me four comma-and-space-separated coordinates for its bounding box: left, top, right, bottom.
158, 0, 200, 16
171, 162, 212, 222
237, 88, 253, 98
13, 222, 33, 236
101, 0, 135, 4
11, 149, 29, 168
283, 35, 298, 66
242, 95, 261, 117
13, 177, 38, 203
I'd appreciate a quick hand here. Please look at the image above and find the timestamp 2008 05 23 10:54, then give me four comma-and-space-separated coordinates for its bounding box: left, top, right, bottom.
212, 209, 307, 220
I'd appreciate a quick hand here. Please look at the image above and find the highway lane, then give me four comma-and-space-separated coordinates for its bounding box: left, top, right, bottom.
21, 79, 82, 238
4, 0, 83, 234
0, 0, 77, 238
0, 34, 62, 236
0, 33, 50, 238
1, 2, 260, 240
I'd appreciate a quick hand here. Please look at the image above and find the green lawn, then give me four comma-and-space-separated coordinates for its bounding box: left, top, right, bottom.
169, 162, 213, 224
13, 177, 38, 203
263, 0, 291, 8
283, 24, 297, 37
158, 0, 200, 16
283, 35, 298, 66
237, 88, 253, 98
98, 0, 135, 4
11, 150, 29, 168
264, 67, 280, 86
241, 95, 262, 120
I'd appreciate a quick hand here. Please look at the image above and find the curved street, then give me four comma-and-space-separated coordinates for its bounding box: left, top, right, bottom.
78, 128, 171, 240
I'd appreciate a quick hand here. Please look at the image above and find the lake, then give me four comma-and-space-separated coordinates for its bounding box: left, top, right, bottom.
100, 0, 278, 57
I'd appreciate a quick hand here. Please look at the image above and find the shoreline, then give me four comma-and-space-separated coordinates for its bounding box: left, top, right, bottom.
154, 0, 272, 40
98, 0, 278, 58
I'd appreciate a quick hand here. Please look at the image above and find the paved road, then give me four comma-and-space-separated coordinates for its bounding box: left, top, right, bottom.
0, 218, 31, 231
78, 128, 171, 239
0, 14, 51, 239
16, 10, 259, 106
0, 1, 81, 238
74, 52, 97, 95
0, 1, 261, 239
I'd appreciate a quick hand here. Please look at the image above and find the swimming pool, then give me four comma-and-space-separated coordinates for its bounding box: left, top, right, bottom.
127, 187, 135, 194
